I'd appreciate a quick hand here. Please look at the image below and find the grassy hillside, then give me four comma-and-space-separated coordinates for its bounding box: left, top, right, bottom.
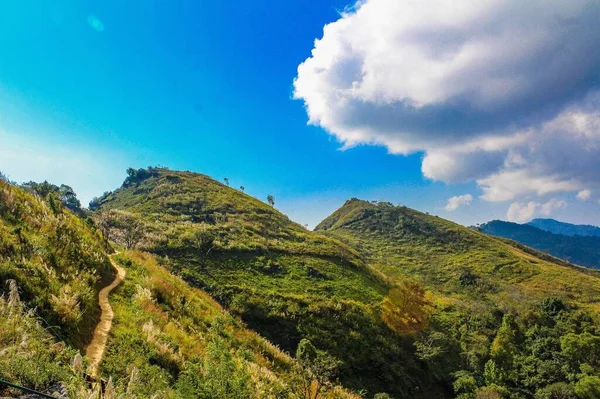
480, 220, 600, 269
0, 179, 116, 396
0, 178, 114, 348
0, 176, 363, 398
95, 168, 445, 398
100, 250, 360, 398
316, 199, 600, 398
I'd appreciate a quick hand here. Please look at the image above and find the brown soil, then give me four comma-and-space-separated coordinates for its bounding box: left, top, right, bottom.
85, 255, 126, 377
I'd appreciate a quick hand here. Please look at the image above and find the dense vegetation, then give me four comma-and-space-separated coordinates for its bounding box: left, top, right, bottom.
480, 220, 600, 269
317, 199, 600, 398
0, 178, 113, 348
528, 218, 600, 237
5, 167, 600, 398
0, 178, 114, 397
101, 250, 359, 398
95, 168, 446, 398
0, 176, 361, 398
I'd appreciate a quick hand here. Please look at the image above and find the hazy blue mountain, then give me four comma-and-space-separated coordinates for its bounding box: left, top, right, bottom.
479, 220, 600, 269
528, 218, 600, 237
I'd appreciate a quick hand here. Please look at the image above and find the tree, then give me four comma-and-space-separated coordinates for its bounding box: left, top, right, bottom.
490, 314, 519, 368
97, 210, 117, 245
294, 338, 340, 399
21, 180, 58, 198
296, 338, 340, 399
267, 195, 275, 208
58, 184, 82, 213
239, 186, 245, 192
187, 225, 216, 267
224, 177, 230, 187
561, 332, 600, 369
575, 376, 600, 399
118, 213, 145, 249
382, 281, 431, 335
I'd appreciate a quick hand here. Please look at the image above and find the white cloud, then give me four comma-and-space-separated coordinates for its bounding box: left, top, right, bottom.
294, 0, 600, 203
444, 194, 473, 211
507, 201, 539, 223
577, 189, 592, 201
540, 198, 567, 216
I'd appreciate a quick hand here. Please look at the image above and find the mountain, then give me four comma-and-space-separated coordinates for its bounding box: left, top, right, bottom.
6, 169, 600, 399
94, 167, 441, 398
0, 176, 358, 398
479, 220, 600, 269
528, 218, 600, 237
317, 199, 600, 398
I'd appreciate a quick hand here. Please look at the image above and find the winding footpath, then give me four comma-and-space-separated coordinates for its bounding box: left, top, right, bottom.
85, 254, 126, 378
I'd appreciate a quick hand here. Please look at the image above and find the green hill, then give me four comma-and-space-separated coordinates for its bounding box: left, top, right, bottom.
0, 178, 113, 396
528, 218, 600, 237
480, 220, 600, 269
316, 199, 600, 398
94, 168, 448, 398
0, 177, 359, 399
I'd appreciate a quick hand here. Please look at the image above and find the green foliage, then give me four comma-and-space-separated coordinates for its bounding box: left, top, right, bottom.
574, 376, 600, 399
124, 166, 161, 187
316, 198, 600, 397
0, 180, 113, 348
382, 281, 431, 335
93, 171, 600, 398
21, 180, 83, 214
534, 382, 575, 399
0, 281, 89, 397
176, 326, 254, 399
295, 338, 341, 398
94, 169, 427, 396
103, 251, 358, 399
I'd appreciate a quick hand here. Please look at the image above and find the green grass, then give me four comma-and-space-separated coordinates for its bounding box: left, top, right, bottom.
0, 179, 114, 348
96, 169, 443, 398
101, 250, 361, 399
316, 199, 600, 311
316, 199, 600, 397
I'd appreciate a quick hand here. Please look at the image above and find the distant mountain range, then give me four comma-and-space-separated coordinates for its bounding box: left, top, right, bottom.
479, 219, 600, 269
528, 218, 600, 237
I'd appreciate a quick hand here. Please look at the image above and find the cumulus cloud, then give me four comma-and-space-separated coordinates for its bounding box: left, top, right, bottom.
507, 202, 539, 223
444, 194, 473, 211
577, 189, 592, 201
294, 0, 600, 203
540, 198, 567, 216
507, 198, 567, 222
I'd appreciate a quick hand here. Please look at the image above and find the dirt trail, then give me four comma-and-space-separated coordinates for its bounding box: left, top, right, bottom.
85, 254, 126, 377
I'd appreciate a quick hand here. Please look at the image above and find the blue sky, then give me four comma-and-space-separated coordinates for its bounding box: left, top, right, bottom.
1, 0, 599, 228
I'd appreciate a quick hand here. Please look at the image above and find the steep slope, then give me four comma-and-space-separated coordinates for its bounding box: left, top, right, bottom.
0, 179, 114, 396
480, 220, 600, 269
95, 168, 443, 398
0, 179, 114, 348
316, 199, 600, 397
0, 178, 359, 398
99, 250, 360, 399
528, 218, 600, 237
